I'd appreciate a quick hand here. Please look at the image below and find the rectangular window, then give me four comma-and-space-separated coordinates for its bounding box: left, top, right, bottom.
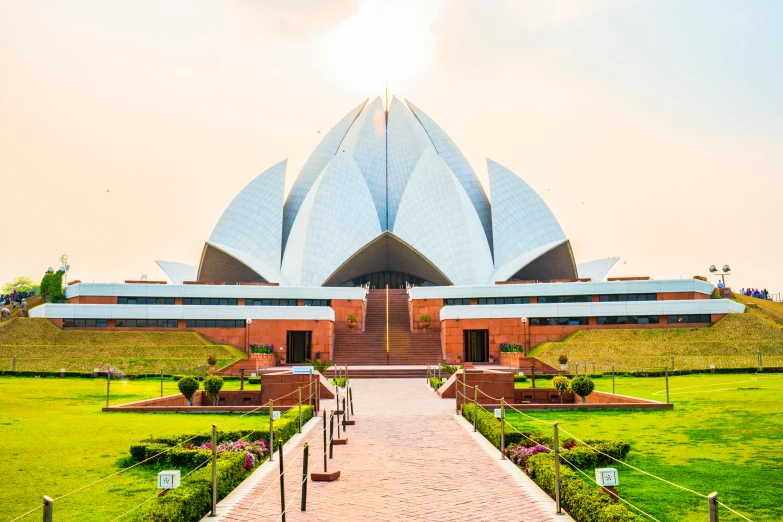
444, 298, 471, 306
599, 294, 659, 302
530, 317, 588, 326
667, 314, 710, 324
538, 296, 591, 304
304, 299, 330, 307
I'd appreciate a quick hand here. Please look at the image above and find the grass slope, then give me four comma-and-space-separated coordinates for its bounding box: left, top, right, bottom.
0, 377, 266, 522
530, 307, 783, 372
506, 373, 783, 522
0, 319, 246, 374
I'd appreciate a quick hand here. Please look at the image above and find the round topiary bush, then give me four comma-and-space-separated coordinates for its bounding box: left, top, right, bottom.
203, 375, 224, 406
570, 376, 595, 404
552, 376, 571, 403
178, 376, 200, 406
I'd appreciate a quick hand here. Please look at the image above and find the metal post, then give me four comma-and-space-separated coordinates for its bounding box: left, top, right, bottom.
279, 444, 286, 522
160, 367, 163, 397
531, 366, 536, 388
308, 372, 312, 407
758, 350, 763, 368
269, 400, 275, 462
665, 369, 670, 404
342, 397, 347, 431
298, 387, 302, 434
426, 364, 429, 384
708, 492, 719, 522
612, 365, 615, 394
43, 496, 53, 522
322, 409, 328, 470
210, 424, 217, 517
240, 368, 245, 391
553, 422, 562, 514
301, 442, 309, 512
345, 365, 349, 385
575, 362, 579, 376
13, 355, 17, 372
671, 354, 675, 371
462, 371, 467, 413
500, 397, 506, 459
473, 385, 478, 432
106, 371, 111, 407
337, 404, 341, 439
329, 411, 334, 459
349, 387, 354, 416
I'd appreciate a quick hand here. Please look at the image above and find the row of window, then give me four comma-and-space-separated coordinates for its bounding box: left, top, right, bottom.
537, 295, 592, 304
118, 297, 175, 305
117, 319, 178, 328
116, 297, 330, 307
599, 294, 658, 302
668, 314, 711, 324
185, 319, 245, 328
597, 316, 659, 325
63, 319, 108, 327
529, 317, 589, 326
478, 297, 531, 305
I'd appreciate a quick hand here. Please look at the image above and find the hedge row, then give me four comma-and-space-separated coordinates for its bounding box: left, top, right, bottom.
132, 406, 313, 521
428, 377, 443, 390
528, 453, 643, 522
134, 452, 246, 522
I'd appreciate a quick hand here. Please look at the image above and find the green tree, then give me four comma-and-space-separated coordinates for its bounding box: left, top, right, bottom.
40, 270, 65, 302
203, 376, 224, 406
3, 276, 38, 294
570, 376, 595, 404
552, 376, 571, 404
178, 377, 200, 406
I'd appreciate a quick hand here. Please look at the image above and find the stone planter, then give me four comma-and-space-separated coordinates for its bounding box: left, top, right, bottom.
560, 363, 568, 371
420, 321, 430, 331
250, 353, 276, 368
209, 365, 216, 374
347, 321, 357, 330
500, 352, 523, 369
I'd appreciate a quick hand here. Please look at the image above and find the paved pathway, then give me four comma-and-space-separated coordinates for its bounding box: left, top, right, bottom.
211, 379, 566, 522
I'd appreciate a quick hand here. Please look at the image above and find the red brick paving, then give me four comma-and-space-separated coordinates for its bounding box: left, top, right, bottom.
209, 379, 565, 522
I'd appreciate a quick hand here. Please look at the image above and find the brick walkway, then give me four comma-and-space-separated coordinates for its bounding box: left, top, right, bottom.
210, 379, 566, 522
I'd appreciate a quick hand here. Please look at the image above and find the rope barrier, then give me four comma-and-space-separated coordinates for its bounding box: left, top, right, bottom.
717, 501, 755, 522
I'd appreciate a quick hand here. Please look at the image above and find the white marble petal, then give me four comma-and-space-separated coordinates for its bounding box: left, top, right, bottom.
154, 261, 198, 285
577, 258, 620, 282
393, 146, 494, 285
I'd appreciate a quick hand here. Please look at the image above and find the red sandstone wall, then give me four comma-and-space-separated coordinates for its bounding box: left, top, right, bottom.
331, 299, 365, 332
67, 296, 117, 304
248, 320, 334, 361
411, 298, 444, 332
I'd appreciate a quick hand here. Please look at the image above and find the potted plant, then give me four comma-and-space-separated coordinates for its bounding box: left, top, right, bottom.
279, 347, 286, 365
499, 342, 523, 369
488, 353, 495, 364
558, 354, 569, 371
347, 314, 357, 330
249, 344, 276, 368
456, 354, 462, 364
206, 354, 217, 373
419, 314, 431, 330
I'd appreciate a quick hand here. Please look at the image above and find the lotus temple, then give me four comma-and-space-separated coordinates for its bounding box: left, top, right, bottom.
32, 96, 744, 367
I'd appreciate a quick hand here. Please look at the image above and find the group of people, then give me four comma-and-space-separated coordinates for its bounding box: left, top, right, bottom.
0, 289, 34, 321
739, 288, 770, 300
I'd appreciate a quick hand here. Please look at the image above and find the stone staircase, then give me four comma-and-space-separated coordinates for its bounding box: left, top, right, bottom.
332, 289, 442, 365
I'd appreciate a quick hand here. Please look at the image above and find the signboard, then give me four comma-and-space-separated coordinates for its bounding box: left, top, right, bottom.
292, 366, 314, 375
494, 408, 502, 419
272, 411, 281, 420
595, 468, 618, 487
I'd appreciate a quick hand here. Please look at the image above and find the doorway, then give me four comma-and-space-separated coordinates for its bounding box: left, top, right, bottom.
286, 331, 311, 364
463, 329, 489, 363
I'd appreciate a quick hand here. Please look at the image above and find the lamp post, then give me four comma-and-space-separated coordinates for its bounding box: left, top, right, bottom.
521, 317, 528, 356
709, 265, 731, 293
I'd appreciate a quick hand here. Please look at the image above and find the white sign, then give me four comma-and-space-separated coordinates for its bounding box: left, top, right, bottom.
158, 470, 181, 489
292, 366, 314, 375
595, 468, 618, 487
494, 408, 502, 419
272, 411, 281, 420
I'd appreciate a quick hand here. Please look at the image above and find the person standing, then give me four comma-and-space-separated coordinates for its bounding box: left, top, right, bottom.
20, 299, 28, 318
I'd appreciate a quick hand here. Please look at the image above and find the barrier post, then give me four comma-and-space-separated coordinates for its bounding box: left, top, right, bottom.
269, 400, 275, 462
308, 372, 312, 407
500, 397, 506, 460
426, 364, 429, 384
553, 422, 561, 514
611, 365, 615, 394
240, 368, 245, 390
349, 387, 354, 416
575, 362, 579, 376
342, 397, 347, 431
43, 496, 53, 522
298, 387, 302, 434
210, 424, 217, 517
671, 354, 675, 371
329, 411, 334, 459
12, 355, 16, 372
758, 350, 763, 368
531, 366, 536, 388
279, 444, 286, 522
708, 492, 719, 522
665, 369, 670, 404
106, 370, 111, 407
345, 365, 349, 385
462, 371, 467, 414
160, 367, 163, 398
337, 404, 341, 439
322, 410, 328, 470
473, 385, 478, 432
301, 442, 309, 511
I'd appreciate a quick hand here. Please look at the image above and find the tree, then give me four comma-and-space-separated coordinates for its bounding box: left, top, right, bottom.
178, 377, 200, 406
203, 376, 224, 406
552, 376, 571, 404
40, 270, 65, 302
570, 376, 595, 404
3, 276, 37, 294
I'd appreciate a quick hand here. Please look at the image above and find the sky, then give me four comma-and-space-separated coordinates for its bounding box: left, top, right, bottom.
1, 0, 781, 295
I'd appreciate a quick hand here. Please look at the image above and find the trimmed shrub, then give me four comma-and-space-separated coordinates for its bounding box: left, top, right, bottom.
461, 403, 548, 449
571, 376, 595, 404
588, 373, 604, 378
561, 446, 598, 470
247, 377, 261, 385
584, 439, 631, 466
513, 374, 528, 383
428, 377, 443, 390
332, 377, 347, 388
552, 375, 571, 395
528, 453, 643, 522
203, 376, 224, 406
178, 377, 199, 406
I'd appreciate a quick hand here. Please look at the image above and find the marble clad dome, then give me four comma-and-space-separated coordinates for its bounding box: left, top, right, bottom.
195, 97, 579, 287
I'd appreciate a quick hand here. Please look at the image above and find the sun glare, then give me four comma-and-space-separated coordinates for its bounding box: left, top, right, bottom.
316, 0, 442, 95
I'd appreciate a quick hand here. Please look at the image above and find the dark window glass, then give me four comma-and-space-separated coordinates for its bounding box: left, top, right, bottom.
206, 320, 216, 328
118, 297, 127, 304
216, 320, 226, 328
186, 320, 195, 327
63, 319, 74, 327
444, 298, 471, 306
167, 319, 177, 327
84, 319, 96, 327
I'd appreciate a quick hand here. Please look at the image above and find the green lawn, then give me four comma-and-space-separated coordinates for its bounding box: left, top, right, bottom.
506, 373, 783, 521
0, 376, 271, 521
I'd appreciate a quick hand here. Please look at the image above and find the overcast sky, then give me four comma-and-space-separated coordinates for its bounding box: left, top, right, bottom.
1, 1, 781, 293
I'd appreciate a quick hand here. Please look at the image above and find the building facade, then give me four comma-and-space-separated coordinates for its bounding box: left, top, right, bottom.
32, 97, 744, 365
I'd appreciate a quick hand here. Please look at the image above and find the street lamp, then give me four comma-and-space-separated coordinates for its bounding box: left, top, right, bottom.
521, 317, 528, 356
709, 265, 731, 289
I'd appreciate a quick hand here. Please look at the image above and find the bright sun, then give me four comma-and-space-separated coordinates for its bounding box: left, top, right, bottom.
316, 0, 443, 95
